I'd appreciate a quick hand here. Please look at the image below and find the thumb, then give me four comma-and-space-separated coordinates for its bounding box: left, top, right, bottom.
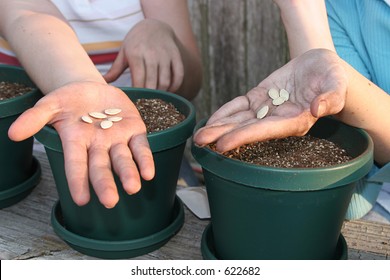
8, 101, 56, 141
103, 51, 127, 83
311, 91, 345, 118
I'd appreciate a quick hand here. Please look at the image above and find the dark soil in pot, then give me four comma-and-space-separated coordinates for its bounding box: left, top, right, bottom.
208, 134, 353, 168
135, 98, 185, 132
0, 81, 34, 101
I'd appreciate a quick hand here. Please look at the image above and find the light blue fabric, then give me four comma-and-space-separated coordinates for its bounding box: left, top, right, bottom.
326, 0, 390, 219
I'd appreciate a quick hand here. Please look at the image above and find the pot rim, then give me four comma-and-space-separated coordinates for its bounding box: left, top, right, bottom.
192, 117, 374, 191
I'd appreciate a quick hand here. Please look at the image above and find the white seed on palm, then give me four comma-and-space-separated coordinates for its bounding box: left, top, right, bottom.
104, 108, 122, 115
272, 96, 286, 106
256, 105, 269, 119
268, 88, 280, 100
107, 116, 123, 122
89, 112, 107, 119
81, 115, 93, 124
100, 120, 113, 129
279, 88, 290, 101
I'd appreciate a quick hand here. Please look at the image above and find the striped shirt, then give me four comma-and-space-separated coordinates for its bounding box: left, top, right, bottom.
0, 0, 145, 86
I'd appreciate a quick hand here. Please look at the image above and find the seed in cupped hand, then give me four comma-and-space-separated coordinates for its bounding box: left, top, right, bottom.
89, 112, 107, 119
256, 105, 269, 119
107, 116, 123, 122
268, 88, 279, 100
279, 88, 290, 101
268, 87, 290, 106
104, 108, 122, 115
100, 120, 113, 129
272, 96, 286, 106
81, 115, 93, 124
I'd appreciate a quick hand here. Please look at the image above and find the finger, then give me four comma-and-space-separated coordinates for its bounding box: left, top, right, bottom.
156, 58, 172, 91
8, 100, 57, 141
215, 112, 316, 152
206, 96, 251, 125
193, 122, 238, 146
168, 53, 184, 92
129, 133, 155, 181
103, 51, 128, 83
110, 143, 142, 195
144, 58, 158, 89
62, 138, 90, 206
129, 56, 146, 88
88, 144, 119, 209
206, 110, 255, 127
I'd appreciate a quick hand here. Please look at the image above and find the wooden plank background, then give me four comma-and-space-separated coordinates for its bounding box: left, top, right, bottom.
188, 0, 289, 120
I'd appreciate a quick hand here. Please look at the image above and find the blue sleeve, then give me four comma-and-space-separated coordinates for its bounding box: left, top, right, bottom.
325, 0, 371, 80
326, 0, 390, 92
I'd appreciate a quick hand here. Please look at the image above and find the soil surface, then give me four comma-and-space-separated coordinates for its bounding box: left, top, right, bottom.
209, 135, 353, 168
135, 98, 185, 133
0, 81, 34, 101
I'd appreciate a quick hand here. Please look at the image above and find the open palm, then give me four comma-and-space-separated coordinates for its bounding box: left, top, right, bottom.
8, 81, 154, 208
194, 49, 349, 152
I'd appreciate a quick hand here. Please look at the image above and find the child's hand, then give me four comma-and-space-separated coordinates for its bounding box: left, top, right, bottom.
194, 49, 348, 152
8, 81, 155, 208
104, 19, 184, 93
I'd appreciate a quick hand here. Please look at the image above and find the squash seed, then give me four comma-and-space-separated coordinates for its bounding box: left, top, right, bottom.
272, 96, 286, 106
104, 108, 122, 115
279, 89, 290, 101
268, 88, 279, 100
107, 116, 123, 122
100, 120, 113, 129
81, 115, 93, 124
256, 105, 269, 119
89, 112, 107, 119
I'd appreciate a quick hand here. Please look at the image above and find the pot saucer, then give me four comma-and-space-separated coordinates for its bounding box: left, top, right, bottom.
0, 157, 41, 209
51, 196, 184, 259
201, 223, 348, 260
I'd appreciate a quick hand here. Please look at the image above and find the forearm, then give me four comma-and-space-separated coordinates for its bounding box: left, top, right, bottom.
0, 1, 105, 94
274, 0, 335, 58
337, 61, 390, 165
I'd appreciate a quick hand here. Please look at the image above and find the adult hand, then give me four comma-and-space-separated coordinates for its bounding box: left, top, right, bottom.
8, 81, 155, 208
104, 19, 184, 92
194, 49, 349, 152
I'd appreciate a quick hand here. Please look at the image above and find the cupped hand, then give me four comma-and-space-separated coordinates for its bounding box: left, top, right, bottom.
8, 81, 155, 208
104, 19, 184, 92
194, 49, 349, 152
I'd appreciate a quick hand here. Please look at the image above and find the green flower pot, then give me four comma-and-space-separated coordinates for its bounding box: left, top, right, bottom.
192, 117, 373, 260
0, 65, 42, 208
35, 88, 196, 259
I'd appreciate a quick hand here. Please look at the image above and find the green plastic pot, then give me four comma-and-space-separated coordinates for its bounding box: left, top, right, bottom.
0, 65, 42, 208
192, 117, 373, 260
34, 88, 196, 259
